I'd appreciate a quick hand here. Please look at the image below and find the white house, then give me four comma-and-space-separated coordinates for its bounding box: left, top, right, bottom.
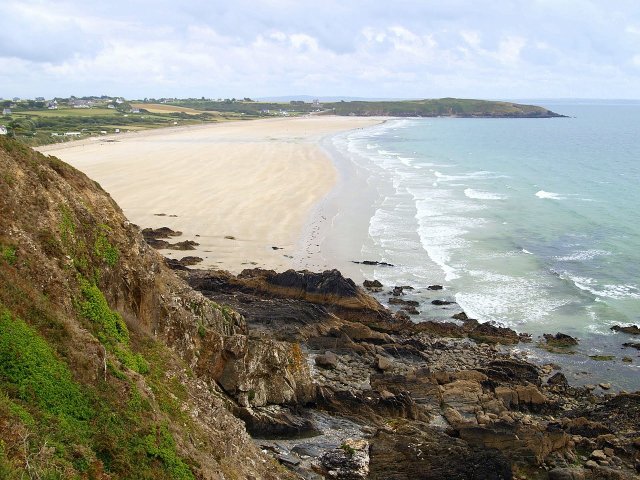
64, 132, 82, 136
0, 126, 7, 135
2, 108, 11, 116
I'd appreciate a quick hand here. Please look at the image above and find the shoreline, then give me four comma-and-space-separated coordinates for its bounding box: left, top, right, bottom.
295, 118, 640, 392
293, 126, 385, 280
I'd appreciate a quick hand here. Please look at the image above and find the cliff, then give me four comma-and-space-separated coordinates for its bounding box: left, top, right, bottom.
0, 136, 298, 479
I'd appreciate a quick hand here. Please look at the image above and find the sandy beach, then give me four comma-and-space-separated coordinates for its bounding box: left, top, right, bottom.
40, 116, 382, 272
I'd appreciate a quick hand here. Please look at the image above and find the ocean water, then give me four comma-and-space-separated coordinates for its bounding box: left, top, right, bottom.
319, 103, 640, 387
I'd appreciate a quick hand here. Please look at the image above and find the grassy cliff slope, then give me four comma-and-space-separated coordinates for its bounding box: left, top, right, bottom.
0, 136, 294, 479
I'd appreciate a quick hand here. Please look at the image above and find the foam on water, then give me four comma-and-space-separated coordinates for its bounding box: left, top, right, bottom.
464, 188, 508, 200
535, 190, 565, 200
325, 107, 640, 348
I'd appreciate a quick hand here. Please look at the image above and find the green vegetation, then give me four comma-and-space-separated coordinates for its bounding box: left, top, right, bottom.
0, 306, 93, 428
6, 96, 560, 147
589, 355, 615, 361
0, 244, 16, 265
78, 279, 149, 374
325, 98, 560, 117
143, 424, 195, 480
340, 442, 356, 456
94, 224, 119, 267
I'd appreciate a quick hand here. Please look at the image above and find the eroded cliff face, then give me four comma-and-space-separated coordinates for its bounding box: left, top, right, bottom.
0, 137, 299, 479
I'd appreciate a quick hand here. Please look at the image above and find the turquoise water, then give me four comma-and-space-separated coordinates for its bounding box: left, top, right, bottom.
325, 104, 640, 388
326, 103, 640, 387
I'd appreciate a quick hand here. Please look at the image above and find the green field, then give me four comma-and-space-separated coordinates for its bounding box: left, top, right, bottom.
1, 97, 561, 146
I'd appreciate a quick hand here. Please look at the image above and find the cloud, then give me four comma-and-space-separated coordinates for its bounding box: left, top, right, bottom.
1, 0, 640, 98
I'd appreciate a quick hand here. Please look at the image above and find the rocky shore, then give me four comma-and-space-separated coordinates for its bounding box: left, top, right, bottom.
174, 265, 640, 479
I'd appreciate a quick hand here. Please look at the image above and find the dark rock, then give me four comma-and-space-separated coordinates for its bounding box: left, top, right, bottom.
368, 422, 513, 480
400, 305, 419, 315
432, 299, 454, 306
236, 406, 319, 438
164, 256, 203, 269
392, 286, 404, 296
388, 298, 419, 307
427, 285, 443, 290
178, 256, 203, 266
225, 235, 236, 240
469, 322, 520, 345
141, 226, 183, 239
318, 439, 369, 479
548, 467, 586, 480
264, 269, 360, 298
167, 240, 199, 250
452, 311, 469, 321
547, 372, 569, 387
484, 359, 541, 386
315, 351, 338, 369
622, 342, 640, 350
352, 260, 394, 267
363, 279, 383, 291
543, 332, 579, 347
276, 454, 300, 466
610, 324, 640, 335
562, 417, 611, 438
271, 246, 283, 250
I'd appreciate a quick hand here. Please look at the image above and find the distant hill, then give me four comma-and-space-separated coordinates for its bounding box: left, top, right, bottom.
323, 98, 564, 118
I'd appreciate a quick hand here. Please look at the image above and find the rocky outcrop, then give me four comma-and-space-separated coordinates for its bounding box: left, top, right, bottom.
368, 422, 513, 479
544, 332, 579, 347
611, 324, 640, 335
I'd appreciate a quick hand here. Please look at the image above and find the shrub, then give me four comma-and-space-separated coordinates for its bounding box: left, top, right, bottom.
78, 280, 148, 374
0, 245, 16, 265
143, 424, 195, 480
0, 306, 93, 426
94, 225, 119, 267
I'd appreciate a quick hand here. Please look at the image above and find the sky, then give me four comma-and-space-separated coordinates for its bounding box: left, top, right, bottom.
2, 0, 640, 100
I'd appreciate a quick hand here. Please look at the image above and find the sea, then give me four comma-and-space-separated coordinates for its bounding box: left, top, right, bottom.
313, 101, 640, 390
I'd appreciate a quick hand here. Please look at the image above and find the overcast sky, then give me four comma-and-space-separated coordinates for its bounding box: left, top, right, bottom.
2, 0, 640, 100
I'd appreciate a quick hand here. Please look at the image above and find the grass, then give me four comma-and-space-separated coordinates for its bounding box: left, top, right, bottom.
0, 306, 94, 426
94, 224, 119, 267
77, 279, 149, 374
143, 424, 195, 480
0, 244, 16, 265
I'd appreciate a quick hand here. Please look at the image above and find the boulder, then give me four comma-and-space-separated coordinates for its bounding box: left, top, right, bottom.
427, 285, 443, 290
431, 299, 453, 306
543, 332, 579, 347
363, 279, 383, 291
315, 351, 338, 370
318, 439, 370, 479
484, 359, 541, 386
547, 372, 569, 387
376, 355, 393, 371
548, 467, 586, 480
